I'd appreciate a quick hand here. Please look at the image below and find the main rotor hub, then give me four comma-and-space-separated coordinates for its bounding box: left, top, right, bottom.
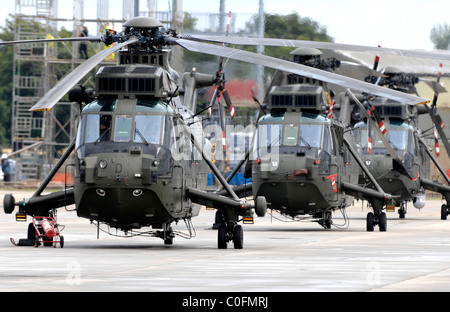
123, 16, 164, 29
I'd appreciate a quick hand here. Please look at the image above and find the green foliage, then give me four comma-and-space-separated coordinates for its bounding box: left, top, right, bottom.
430, 23, 450, 50
245, 12, 333, 59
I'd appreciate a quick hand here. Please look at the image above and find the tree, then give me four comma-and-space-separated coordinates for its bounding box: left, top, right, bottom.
430, 23, 450, 50
245, 12, 333, 59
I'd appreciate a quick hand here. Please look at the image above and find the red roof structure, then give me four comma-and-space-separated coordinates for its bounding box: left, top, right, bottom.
206, 79, 258, 107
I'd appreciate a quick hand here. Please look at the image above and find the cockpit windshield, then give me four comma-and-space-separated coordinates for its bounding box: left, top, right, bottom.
75, 99, 173, 158
134, 115, 163, 144
255, 120, 333, 157
354, 121, 415, 156
254, 120, 333, 174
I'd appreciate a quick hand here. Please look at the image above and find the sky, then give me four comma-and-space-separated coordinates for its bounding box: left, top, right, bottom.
1, 0, 449, 51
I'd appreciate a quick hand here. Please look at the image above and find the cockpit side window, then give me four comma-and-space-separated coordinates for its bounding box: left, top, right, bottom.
255, 124, 282, 158
259, 124, 282, 147
84, 114, 112, 143
323, 125, 334, 155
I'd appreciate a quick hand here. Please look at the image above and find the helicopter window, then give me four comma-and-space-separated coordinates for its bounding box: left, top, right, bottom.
75, 114, 86, 157
114, 115, 132, 142
283, 125, 298, 146
388, 130, 407, 150
259, 124, 282, 148
84, 114, 112, 143
134, 115, 163, 144
256, 124, 282, 157
323, 126, 334, 155
299, 124, 322, 148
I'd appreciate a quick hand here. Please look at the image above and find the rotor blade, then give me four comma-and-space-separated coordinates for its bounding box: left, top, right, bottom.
30, 38, 138, 112
416, 131, 450, 185
343, 137, 386, 194
0, 36, 102, 45
208, 88, 218, 117
184, 35, 450, 62
222, 89, 236, 119
422, 80, 447, 94
173, 38, 430, 106
424, 104, 450, 157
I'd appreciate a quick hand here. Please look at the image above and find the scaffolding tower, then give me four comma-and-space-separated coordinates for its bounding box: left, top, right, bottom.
13, 0, 58, 180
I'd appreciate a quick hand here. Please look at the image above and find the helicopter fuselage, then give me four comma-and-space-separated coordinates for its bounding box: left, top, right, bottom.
73, 95, 207, 231
251, 111, 357, 217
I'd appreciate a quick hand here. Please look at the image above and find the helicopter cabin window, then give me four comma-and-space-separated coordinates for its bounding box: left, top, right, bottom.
354, 122, 415, 156
114, 115, 132, 142
283, 125, 298, 146
299, 124, 322, 149
256, 124, 282, 157
84, 114, 112, 143
134, 115, 163, 145
259, 124, 282, 149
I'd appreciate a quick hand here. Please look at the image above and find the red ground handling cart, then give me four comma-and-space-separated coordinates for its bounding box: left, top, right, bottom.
32, 210, 64, 248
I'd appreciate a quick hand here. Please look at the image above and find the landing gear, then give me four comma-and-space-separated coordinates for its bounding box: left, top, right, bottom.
156, 223, 174, 245
398, 202, 407, 219
318, 210, 333, 229
218, 222, 243, 249
366, 211, 387, 232
441, 204, 449, 220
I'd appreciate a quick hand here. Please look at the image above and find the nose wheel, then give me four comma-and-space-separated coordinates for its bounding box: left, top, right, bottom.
441, 204, 449, 220
218, 223, 243, 249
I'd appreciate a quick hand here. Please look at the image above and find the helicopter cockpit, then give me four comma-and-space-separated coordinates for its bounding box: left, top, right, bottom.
75, 98, 176, 177
353, 101, 419, 173
354, 120, 416, 170
254, 112, 335, 175
252, 84, 335, 175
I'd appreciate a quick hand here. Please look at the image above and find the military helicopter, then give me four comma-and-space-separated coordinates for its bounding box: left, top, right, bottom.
271, 48, 450, 230
350, 64, 450, 223
215, 49, 427, 230
2, 16, 268, 249
1, 16, 443, 246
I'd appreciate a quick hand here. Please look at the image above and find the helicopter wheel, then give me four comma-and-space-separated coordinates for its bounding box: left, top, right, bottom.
218, 223, 244, 249
379, 212, 387, 232
164, 226, 174, 245
213, 210, 226, 229
218, 224, 228, 249
441, 204, 448, 220
366, 212, 374, 232
27, 222, 36, 239
319, 210, 332, 229
398, 203, 406, 219
233, 225, 243, 249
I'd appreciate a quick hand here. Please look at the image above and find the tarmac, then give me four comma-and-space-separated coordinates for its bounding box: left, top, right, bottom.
1, 189, 450, 293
